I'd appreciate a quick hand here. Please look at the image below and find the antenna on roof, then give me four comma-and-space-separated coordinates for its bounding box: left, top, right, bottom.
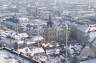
54, 0, 57, 9
65, 24, 69, 63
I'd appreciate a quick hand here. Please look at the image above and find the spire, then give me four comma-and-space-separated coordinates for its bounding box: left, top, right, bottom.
47, 15, 53, 28
49, 15, 52, 22
12, 14, 18, 23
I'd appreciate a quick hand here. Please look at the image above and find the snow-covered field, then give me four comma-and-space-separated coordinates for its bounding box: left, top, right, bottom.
0, 50, 30, 63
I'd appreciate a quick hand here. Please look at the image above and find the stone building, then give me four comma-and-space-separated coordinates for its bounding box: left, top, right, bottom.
41, 15, 70, 42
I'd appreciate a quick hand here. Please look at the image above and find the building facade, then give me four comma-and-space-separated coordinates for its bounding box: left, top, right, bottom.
41, 15, 70, 42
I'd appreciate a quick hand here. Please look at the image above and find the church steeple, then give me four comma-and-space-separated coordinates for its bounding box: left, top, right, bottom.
47, 15, 53, 28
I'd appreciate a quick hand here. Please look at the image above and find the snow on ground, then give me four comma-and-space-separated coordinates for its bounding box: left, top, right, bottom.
74, 44, 83, 52
68, 44, 83, 54
45, 57, 57, 63
34, 55, 65, 63
68, 45, 74, 54
0, 57, 18, 63
80, 59, 96, 63
46, 48, 60, 55
88, 26, 96, 32
89, 32, 96, 42
0, 38, 11, 45
92, 40, 96, 47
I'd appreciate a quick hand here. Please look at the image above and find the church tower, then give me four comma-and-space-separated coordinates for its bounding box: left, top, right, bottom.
47, 15, 53, 28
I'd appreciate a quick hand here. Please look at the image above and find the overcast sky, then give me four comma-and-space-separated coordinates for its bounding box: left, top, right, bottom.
59, 0, 95, 3
0, 0, 96, 4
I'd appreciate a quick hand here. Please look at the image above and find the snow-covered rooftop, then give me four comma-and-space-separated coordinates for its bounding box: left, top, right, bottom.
18, 46, 44, 56
31, 36, 44, 42
13, 33, 29, 40
0, 49, 30, 63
